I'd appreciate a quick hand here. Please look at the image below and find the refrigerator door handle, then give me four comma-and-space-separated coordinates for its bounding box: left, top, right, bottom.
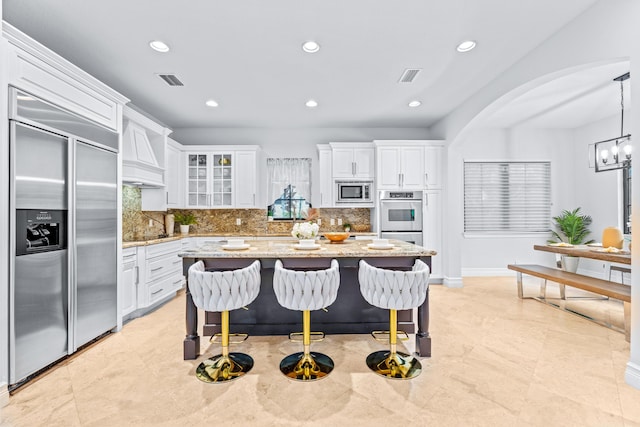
68, 137, 77, 354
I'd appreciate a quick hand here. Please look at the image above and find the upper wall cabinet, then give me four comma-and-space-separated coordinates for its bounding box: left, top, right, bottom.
375, 143, 424, 190
165, 138, 184, 209
374, 141, 444, 190
182, 145, 261, 209
4, 23, 128, 132
317, 144, 333, 207
424, 143, 444, 189
330, 142, 375, 179
234, 150, 258, 208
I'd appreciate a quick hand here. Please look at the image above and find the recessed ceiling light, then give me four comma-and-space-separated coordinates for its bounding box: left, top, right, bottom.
149, 40, 170, 53
456, 40, 476, 52
205, 99, 219, 108
302, 41, 320, 53
305, 99, 318, 108
408, 100, 422, 107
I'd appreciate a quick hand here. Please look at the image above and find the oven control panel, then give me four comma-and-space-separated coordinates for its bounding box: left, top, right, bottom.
381, 190, 422, 200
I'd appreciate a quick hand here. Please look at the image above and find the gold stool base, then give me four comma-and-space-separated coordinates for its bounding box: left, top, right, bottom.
279, 352, 334, 381
366, 350, 422, 379
195, 352, 254, 383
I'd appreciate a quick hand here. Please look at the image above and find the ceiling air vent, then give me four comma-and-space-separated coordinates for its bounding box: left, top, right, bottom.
157, 73, 184, 86
398, 68, 422, 83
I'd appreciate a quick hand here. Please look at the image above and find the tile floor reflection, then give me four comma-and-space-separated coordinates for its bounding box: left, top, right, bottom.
1, 276, 638, 426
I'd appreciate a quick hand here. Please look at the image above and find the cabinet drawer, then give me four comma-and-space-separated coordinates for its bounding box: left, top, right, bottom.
148, 273, 184, 305
146, 253, 182, 282
145, 240, 182, 259
122, 247, 137, 261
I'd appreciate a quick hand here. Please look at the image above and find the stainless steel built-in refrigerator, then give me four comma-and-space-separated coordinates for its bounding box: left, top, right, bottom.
9, 88, 119, 387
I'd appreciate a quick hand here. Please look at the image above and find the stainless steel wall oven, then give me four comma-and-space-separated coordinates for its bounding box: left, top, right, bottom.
379, 190, 423, 246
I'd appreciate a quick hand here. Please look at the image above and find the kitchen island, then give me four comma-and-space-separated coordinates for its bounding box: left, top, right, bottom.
180, 239, 436, 360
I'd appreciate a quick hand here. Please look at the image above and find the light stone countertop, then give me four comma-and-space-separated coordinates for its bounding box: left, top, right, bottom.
122, 232, 378, 249
179, 238, 436, 259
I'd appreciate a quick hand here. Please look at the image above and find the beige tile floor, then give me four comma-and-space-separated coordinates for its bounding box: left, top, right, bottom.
1, 276, 639, 427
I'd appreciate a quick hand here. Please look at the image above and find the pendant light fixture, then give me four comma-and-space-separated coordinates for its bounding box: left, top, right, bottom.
594, 72, 631, 172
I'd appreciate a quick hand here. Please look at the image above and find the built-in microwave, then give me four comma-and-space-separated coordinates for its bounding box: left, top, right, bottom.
335, 181, 373, 204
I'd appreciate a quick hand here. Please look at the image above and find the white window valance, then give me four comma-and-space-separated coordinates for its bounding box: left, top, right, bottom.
267, 158, 311, 205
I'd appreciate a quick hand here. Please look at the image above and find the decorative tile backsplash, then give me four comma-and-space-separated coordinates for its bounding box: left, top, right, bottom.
122, 186, 371, 241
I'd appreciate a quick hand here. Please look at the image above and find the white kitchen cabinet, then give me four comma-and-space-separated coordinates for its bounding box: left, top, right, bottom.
141, 240, 183, 308
165, 139, 184, 208
123, 241, 184, 321
424, 144, 444, 189
376, 145, 425, 190
399, 146, 425, 189
330, 143, 375, 179
183, 146, 261, 209
234, 150, 258, 208
121, 248, 138, 317
376, 146, 402, 189
185, 152, 232, 208
317, 144, 333, 207
5, 24, 126, 132
423, 190, 443, 280
185, 153, 211, 208
375, 141, 444, 190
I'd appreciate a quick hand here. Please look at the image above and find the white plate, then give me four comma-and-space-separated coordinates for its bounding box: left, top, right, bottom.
222, 244, 251, 251
547, 242, 573, 247
367, 243, 395, 250
587, 243, 603, 247
293, 243, 321, 250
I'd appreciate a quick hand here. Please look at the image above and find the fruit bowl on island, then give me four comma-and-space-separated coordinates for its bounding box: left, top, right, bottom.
323, 232, 350, 243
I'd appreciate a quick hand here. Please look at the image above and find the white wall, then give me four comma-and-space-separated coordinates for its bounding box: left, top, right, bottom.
431, 0, 640, 391
456, 119, 628, 277
432, 0, 640, 286
572, 114, 627, 276
572, 114, 625, 233
173, 127, 430, 208
455, 128, 578, 275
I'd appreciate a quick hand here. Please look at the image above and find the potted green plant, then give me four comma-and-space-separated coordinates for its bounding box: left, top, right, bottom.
174, 212, 197, 234
548, 207, 594, 272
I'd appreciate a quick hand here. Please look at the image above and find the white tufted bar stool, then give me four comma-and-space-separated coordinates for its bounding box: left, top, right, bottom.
358, 259, 430, 379
273, 259, 340, 381
188, 260, 261, 383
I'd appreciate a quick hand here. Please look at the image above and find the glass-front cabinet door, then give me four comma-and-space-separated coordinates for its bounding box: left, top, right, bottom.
211, 154, 233, 207
186, 152, 234, 208
187, 154, 210, 207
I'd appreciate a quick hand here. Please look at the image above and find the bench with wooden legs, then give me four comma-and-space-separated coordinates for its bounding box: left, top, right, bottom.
507, 264, 631, 341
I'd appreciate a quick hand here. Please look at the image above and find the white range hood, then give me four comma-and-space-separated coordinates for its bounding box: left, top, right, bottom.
122, 108, 166, 188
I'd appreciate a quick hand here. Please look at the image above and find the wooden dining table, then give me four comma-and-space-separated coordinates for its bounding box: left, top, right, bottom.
533, 244, 631, 265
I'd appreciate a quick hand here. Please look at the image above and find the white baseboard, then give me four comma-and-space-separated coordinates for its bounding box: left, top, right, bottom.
462, 268, 512, 277
625, 361, 640, 390
443, 276, 463, 288
0, 383, 9, 407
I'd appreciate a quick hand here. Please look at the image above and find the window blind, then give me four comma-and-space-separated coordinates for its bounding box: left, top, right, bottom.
464, 161, 551, 233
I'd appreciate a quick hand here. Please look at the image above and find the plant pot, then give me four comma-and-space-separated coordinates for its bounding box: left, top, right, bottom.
561, 255, 579, 273
179, 224, 190, 235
